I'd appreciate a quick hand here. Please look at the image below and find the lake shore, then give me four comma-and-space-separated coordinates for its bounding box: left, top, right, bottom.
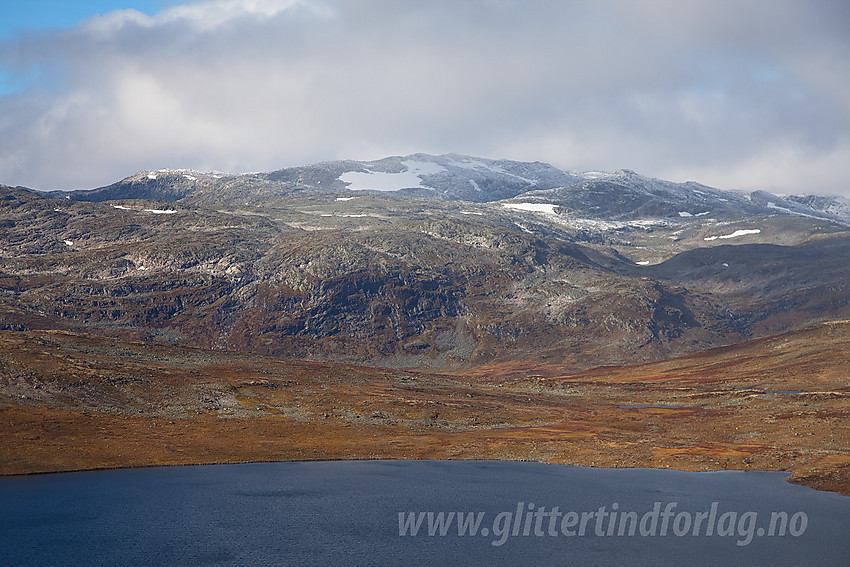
2, 327, 849, 496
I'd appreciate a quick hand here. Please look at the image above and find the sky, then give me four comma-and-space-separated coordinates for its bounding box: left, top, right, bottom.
0, 0, 848, 196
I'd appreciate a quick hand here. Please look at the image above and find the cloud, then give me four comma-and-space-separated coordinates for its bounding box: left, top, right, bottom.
1, 0, 848, 195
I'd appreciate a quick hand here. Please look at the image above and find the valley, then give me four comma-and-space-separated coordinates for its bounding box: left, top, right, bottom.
2, 154, 848, 494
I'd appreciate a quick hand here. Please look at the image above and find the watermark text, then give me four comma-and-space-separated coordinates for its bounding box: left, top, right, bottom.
398, 501, 808, 547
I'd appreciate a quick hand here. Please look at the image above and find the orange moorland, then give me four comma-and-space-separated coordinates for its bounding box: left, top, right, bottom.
1, 321, 848, 495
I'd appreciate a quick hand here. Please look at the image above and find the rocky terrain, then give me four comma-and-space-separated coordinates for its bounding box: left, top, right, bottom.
2, 154, 848, 493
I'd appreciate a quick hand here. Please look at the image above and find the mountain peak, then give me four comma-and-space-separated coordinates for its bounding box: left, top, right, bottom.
614, 168, 639, 177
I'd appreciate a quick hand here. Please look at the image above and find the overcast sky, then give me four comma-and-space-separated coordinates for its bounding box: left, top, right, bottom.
1, 0, 848, 195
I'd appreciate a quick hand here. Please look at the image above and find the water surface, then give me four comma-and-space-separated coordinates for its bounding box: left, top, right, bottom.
1, 460, 848, 566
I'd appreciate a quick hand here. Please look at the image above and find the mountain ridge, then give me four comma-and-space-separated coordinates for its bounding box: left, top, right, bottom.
37, 153, 850, 225
3, 150, 850, 371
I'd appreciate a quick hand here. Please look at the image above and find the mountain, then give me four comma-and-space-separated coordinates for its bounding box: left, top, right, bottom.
49, 154, 581, 206
502, 170, 830, 221
47, 153, 850, 226
3, 154, 849, 371
0, 182, 737, 369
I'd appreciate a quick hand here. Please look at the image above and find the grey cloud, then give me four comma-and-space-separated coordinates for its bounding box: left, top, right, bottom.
0, 0, 848, 195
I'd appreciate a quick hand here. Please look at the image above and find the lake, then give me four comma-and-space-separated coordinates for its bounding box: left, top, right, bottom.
1, 460, 848, 566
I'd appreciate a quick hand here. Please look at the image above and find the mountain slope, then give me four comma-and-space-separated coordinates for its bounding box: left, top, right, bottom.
3, 153, 849, 371
2, 183, 751, 369
5, 170, 850, 371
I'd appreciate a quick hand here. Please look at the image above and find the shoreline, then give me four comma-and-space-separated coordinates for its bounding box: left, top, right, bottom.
3, 326, 849, 497
2, 426, 846, 497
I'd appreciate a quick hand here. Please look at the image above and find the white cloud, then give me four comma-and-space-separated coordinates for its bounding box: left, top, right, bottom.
663, 140, 850, 195
81, 0, 306, 33
0, 0, 848, 196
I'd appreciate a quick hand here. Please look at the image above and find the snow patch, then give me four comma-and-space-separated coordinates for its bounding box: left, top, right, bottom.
147, 174, 157, 180
766, 201, 821, 220
113, 205, 132, 210
469, 179, 481, 192
340, 160, 446, 192
183, 175, 197, 181
335, 197, 356, 201
722, 263, 729, 267
579, 171, 613, 180
703, 229, 761, 241
514, 222, 533, 234
635, 261, 651, 265
695, 211, 711, 216
547, 217, 669, 233
767, 201, 793, 213
678, 211, 693, 217
144, 208, 177, 214
63, 240, 74, 246
502, 202, 559, 215
460, 211, 484, 216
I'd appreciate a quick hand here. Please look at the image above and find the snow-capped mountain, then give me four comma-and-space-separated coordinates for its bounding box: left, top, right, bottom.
499, 169, 850, 223
42, 153, 849, 225
5, 151, 850, 371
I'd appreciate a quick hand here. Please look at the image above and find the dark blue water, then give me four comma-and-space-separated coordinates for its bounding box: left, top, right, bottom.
1, 460, 848, 566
